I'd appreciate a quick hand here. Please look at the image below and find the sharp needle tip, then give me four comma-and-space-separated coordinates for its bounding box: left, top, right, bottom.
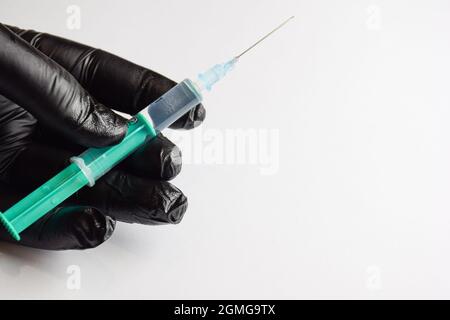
235, 16, 295, 59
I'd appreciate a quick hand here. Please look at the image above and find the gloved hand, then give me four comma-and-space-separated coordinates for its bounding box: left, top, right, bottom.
0, 23, 205, 250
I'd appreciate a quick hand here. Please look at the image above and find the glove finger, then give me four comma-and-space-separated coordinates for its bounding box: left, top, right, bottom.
169, 103, 206, 130
5, 24, 206, 130
4, 143, 187, 226
20, 207, 115, 250
0, 187, 115, 250
0, 24, 128, 148
29, 129, 182, 181
117, 133, 182, 181
73, 170, 188, 225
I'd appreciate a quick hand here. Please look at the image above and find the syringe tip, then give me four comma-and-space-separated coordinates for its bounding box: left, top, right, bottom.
197, 58, 238, 91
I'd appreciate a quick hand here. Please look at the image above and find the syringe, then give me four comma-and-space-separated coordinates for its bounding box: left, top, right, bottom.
0, 16, 294, 241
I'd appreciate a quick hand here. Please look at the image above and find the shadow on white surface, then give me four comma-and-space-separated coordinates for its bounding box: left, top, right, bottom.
0, 242, 60, 277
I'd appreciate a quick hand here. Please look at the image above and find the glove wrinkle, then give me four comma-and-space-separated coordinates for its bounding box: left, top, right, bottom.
69, 207, 115, 249
0, 96, 36, 179
75, 170, 188, 225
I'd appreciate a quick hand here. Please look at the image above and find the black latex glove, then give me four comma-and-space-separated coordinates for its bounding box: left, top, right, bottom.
0, 23, 205, 250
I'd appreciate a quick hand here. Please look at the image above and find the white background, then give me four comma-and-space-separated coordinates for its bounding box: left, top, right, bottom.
1, 0, 450, 299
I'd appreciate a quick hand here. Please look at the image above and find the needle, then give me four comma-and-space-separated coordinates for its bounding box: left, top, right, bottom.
234, 16, 295, 60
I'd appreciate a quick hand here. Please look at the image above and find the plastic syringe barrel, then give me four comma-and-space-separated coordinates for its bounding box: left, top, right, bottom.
0, 79, 203, 241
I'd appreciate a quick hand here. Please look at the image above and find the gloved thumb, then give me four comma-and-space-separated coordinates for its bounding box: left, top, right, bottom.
0, 23, 127, 147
